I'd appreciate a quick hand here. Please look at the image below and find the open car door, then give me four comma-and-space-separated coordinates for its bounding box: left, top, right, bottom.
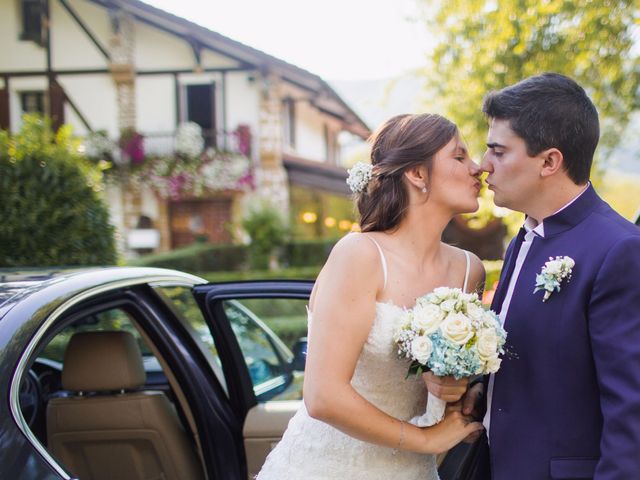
193, 280, 313, 478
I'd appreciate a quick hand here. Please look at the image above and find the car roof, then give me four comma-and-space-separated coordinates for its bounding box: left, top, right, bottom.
0, 267, 205, 313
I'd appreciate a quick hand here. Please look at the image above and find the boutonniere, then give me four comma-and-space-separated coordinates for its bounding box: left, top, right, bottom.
534, 256, 575, 302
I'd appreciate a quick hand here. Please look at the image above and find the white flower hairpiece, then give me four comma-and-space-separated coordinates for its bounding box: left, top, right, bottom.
346, 161, 374, 193
533, 256, 575, 302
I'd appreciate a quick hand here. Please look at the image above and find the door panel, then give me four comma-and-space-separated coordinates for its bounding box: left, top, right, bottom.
243, 401, 303, 477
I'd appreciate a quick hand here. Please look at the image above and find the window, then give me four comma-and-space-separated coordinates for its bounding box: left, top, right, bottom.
183, 83, 216, 146
324, 124, 340, 165
282, 97, 296, 148
40, 308, 156, 365
20, 91, 45, 115
157, 285, 308, 402
222, 298, 307, 401
20, 0, 44, 44
154, 285, 221, 365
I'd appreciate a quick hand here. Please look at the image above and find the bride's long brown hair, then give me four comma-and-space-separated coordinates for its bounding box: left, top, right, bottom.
357, 113, 458, 232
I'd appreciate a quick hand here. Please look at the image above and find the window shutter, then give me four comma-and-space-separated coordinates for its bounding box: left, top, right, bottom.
0, 87, 9, 130
49, 82, 65, 131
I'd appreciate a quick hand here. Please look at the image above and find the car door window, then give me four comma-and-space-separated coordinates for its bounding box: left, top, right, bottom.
40, 308, 155, 364
222, 298, 308, 402
159, 285, 309, 403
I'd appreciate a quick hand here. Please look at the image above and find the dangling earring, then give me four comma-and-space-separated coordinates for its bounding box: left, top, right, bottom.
421, 185, 427, 193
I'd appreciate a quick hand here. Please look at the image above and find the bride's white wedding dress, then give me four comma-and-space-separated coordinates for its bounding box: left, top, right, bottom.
256, 238, 471, 480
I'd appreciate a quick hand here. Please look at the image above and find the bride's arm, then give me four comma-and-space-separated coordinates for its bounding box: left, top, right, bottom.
304, 234, 482, 455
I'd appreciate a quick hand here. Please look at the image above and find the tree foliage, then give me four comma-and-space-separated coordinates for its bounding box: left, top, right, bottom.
0, 115, 117, 267
420, 0, 640, 157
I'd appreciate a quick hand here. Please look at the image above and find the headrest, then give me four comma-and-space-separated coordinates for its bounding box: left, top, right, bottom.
61, 331, 146, 392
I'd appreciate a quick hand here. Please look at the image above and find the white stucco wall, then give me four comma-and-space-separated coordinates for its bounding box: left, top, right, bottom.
0, 0, 46, 71
57, 74, 118, 136
201, 49, 240, 70
135, 22, 195, 71
137, 75, 176, 131
225, 70, 260, 135
51, 0, 111, 70
294, 100, 327, 162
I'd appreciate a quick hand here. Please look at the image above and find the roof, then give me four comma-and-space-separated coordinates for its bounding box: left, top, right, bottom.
91, 0, 370, 138
0, 267, 204, 311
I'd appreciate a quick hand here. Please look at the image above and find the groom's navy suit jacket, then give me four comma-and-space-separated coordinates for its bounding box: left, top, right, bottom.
487, 185, 640, 480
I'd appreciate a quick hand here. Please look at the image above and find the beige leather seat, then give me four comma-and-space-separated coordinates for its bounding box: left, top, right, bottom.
47, 331, 204, 480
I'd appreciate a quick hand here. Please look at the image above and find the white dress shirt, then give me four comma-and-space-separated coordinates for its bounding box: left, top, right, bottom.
483, 184, 590, 438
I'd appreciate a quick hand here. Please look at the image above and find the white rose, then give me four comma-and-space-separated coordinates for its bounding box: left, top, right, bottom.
476, 329, 499, 361
440, 313, 474, 345
440, 299, 457, 313
544, 260, 562, 275
563, 257, 575, 269
466, 302, 485, 322
481, 312, 500, 330
432, 287, 451, 298
412, 303, 445, 334
485, 355, 502, 374
460, 292, 478, 303
411, 336, 433, 364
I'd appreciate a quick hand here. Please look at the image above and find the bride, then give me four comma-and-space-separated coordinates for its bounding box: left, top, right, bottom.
257, 113, 485, 479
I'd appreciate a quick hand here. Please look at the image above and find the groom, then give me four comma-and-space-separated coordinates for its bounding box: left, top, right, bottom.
428, 73, 640, 479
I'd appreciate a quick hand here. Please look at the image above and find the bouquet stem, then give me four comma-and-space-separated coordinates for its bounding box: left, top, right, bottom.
409, 392, 446, 427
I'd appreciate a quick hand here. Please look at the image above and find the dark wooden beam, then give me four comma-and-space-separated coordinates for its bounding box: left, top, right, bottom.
0, 66, 253, 77
0, 76, 10, 130
174, 72, 180, 127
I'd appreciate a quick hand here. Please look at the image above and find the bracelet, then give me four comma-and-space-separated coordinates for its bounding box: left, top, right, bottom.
392, 420, 405, 456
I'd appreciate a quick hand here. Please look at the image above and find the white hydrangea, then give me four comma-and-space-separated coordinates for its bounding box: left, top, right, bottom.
84, 132, 115, 160
175, 122, 205, 158
346, 161, 373, 193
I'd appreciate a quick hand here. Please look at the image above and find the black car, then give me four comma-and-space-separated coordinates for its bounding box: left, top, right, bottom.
0, 267, 476, 479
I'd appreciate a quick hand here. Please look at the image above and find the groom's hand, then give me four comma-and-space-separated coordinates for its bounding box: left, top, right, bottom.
461, 382, 484, 443
422, 372, 469, 402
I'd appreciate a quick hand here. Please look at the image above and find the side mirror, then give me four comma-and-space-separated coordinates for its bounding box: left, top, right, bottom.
291, 337, 308, 371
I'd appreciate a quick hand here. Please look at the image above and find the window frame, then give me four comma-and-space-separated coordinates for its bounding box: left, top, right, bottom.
19, 0, 44, 44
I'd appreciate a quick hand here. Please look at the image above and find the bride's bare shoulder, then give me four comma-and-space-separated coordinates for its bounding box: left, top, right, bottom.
327, 232, 381, 266
444, 244, 486, 292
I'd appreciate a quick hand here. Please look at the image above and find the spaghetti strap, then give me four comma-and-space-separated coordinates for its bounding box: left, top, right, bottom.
462, 250, 471, 293
364, 236, 388, 291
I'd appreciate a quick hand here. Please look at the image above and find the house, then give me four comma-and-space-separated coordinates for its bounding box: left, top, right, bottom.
0, 0, 370, 255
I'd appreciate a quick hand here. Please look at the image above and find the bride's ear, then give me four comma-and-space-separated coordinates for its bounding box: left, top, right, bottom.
539, 148, 564, 178
404, 165, 429, 191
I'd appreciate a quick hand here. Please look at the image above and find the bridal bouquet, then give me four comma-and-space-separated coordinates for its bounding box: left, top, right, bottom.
394, 287, 507, 427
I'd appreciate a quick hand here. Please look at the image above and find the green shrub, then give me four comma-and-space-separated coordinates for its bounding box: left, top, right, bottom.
284, 238, 337, 267
130, 242, 249, 272
0, 115, 116, 267
242, 203, 289, 270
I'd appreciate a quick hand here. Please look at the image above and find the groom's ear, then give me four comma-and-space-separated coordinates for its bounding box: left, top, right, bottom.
539, 148, 564, 178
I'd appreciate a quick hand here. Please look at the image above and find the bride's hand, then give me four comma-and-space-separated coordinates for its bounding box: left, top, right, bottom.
421, 403, 483, 454
422, 372, 470, 402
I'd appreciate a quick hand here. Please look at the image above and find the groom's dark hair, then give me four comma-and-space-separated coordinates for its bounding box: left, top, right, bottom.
482, 73, 599, 184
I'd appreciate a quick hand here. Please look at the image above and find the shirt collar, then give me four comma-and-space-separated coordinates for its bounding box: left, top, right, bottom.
522, 182, 591, 238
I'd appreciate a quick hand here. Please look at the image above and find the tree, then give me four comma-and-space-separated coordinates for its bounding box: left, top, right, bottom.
0, 115, 117, 266
420, 0, 640, 157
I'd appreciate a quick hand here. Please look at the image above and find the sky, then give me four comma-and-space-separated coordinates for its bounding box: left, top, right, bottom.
144, 0, 435, 81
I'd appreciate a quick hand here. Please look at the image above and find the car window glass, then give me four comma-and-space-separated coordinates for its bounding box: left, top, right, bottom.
223, 298, 308, 402
154, 286, 221, 366
40, 308, 154, 363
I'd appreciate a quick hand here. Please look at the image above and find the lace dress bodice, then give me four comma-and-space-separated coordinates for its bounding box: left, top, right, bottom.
255, 302, 438, 480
